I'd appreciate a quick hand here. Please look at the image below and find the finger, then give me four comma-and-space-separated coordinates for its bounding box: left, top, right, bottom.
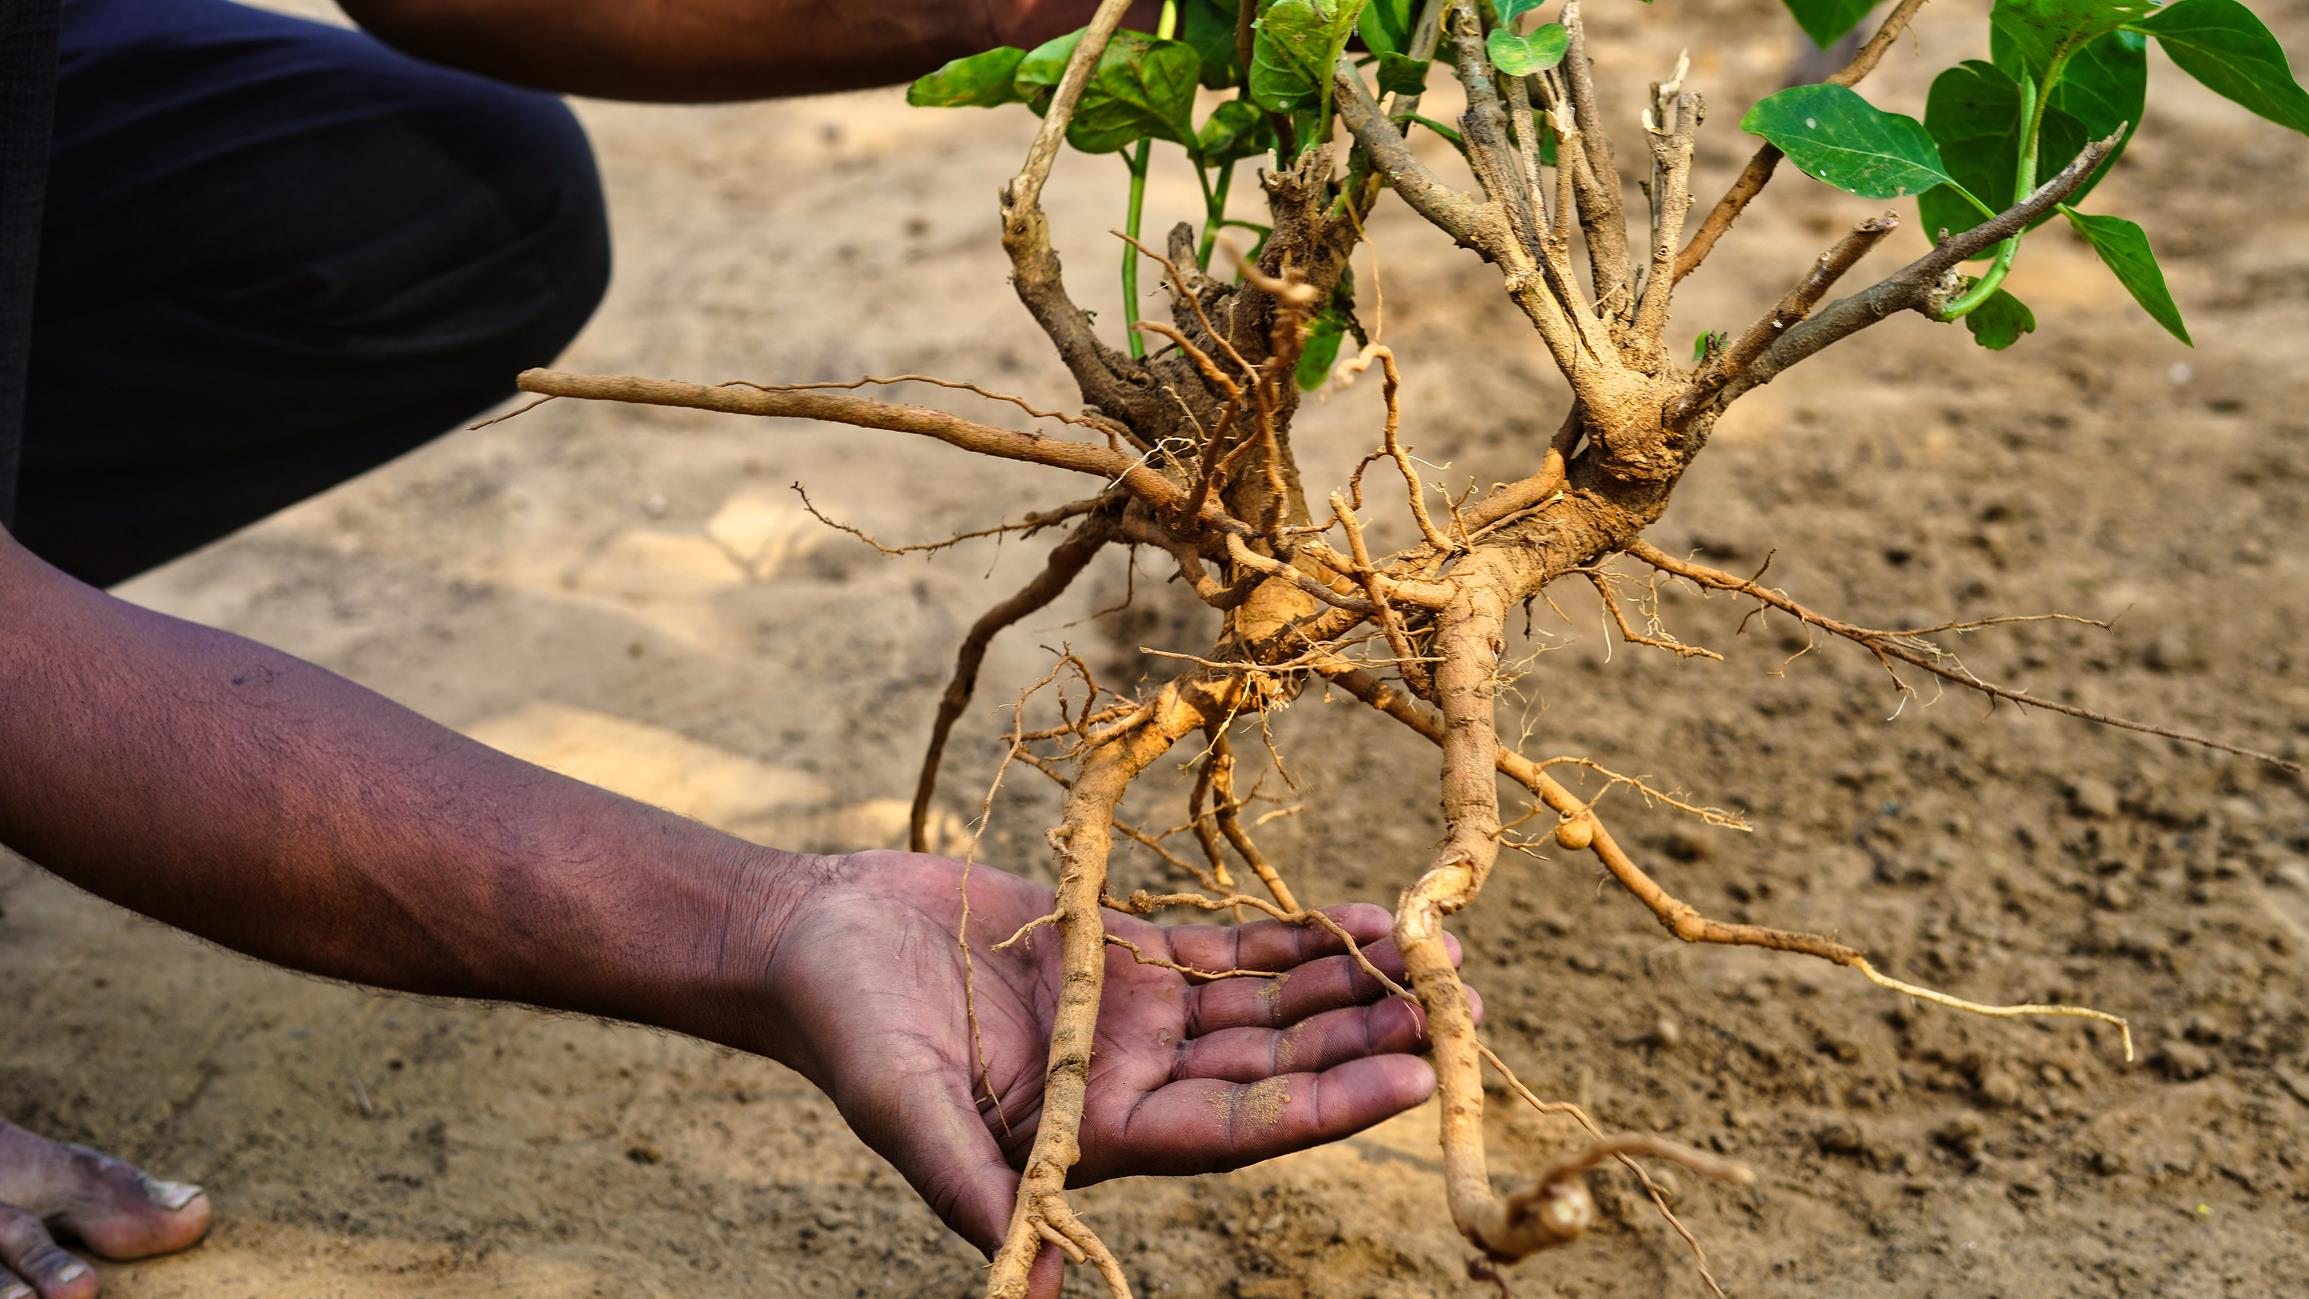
840, 1072, 1023, 1261
1025, 1244, 1064, 1299
1164, 903, 1393, 976
1174, 986, 1477, 1083
1185, 933, 1464, 1034
1098, 1054, 1439, 1177
0, 1207, 93, 1299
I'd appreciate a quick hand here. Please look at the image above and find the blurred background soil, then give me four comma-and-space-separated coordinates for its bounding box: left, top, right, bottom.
3, 1, 2305, 1295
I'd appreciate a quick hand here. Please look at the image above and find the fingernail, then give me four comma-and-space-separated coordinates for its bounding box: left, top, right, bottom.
144, 1178, 204, 1211
4, 1283, 34, 1299
50, 1259, 87, 1283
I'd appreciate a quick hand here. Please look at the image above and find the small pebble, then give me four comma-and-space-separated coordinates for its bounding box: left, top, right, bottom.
1649, 1014, 1683, 1049
2156, 1041, 2217, 1081
2068, 777, 2121, 820
1978, 1068, 2023, 1108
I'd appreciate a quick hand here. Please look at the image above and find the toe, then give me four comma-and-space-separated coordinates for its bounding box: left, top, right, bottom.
0, 1126, 208, 1263
0, 1206, 96, 1299
42, 1146, 209, 1262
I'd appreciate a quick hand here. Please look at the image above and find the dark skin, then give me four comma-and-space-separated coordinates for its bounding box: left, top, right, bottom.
337, 0, 1165, 100
0, 6, 1474, 1294
0, 519, 1469, 1297
0, 524, 1467, 1298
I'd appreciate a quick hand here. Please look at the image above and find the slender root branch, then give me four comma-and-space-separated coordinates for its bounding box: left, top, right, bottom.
911, 515, 1114, 852
986, 673, 1233, 1299
1105, 932, 1281, 981
1585, 570, 1722, 661
1324, 662, 2137, 1062
793, 483, 1103, 557
1626, 539, 2301, 774
1209, 728, 1302, 912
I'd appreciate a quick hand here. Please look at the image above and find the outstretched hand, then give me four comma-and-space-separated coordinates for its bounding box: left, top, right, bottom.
761, 850, 1470, 1295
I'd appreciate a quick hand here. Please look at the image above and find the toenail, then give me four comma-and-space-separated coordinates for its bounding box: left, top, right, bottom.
143, 1179, 204, 1211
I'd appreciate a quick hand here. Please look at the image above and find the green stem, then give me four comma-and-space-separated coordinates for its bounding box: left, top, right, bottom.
1403, 113, 1466, 148
1939, 57, 2066, 322
1124, 143, 1151, 358
1196, 161, 1237, 270
1119, 0, 1181, 358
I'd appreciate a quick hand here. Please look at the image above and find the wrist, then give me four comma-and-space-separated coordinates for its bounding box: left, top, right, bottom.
659, 839, 823, 1065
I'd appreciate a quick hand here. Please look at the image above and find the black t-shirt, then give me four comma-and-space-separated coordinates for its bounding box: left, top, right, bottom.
0, 0, 60, 527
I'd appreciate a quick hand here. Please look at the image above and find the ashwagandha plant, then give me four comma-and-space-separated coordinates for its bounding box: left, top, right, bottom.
511, 0, 2309, 1293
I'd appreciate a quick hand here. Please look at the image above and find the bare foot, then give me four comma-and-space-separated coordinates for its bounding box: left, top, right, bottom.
0, 1121, 210, 1298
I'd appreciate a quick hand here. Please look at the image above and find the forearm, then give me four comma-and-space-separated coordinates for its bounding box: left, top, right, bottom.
0, 532, 791, 1041
338, 0, 1006, 101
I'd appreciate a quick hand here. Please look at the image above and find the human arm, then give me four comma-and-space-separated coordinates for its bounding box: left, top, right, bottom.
336, 0, 1160, 102
0, 526, 1449, 1289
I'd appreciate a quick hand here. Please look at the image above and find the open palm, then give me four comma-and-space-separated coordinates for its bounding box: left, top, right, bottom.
764, 849, 1465, 1292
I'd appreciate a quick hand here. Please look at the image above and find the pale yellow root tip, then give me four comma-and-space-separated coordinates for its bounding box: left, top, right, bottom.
1855, 959, 2135, 1062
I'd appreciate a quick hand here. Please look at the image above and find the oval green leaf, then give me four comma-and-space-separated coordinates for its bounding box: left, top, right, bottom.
1918, 60, 2092, 251
1375, 51, 1429, 97
1067, 33, 1204, 153
2063, 209, 2193, 344
908, 46, 1030, 108
1962, 287, 2038, 349
1252, 0, 1369, 112
1780, 0, 1880, 49
1487, 24, 1569, 77
2137, 0, 2309, 136
1196, 98, 1272, 164
1989, 0, 2157, 83
1359, 0, 1417, 56
1742, 83, 1961, 199
1180, 0, 1245, 89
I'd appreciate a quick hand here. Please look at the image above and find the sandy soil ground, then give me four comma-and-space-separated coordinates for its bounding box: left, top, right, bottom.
5, 1, 2306, 1295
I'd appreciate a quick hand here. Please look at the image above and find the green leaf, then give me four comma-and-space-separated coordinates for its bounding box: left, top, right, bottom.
1180, 0, 1245, 88
2045, 27, 2149, 141
1014, 30, 1202, 153
1075, 34, 1204, 152
1917, 60, 2091, 251
2136, 0, 2309, 135
1487, 23, 1569, 77
1375, 51, 1430, 97
1693, 329, 1726, 361
2063, 209, 2193, 343
1779, 0, 1880, 49
1252, 0, 1369, 113
1359, 0, 1417, 56
1298, 269, 1363, 390
1297, 315, 1350, 389
1985, 9, 2148, 202
908, 46, 1030, 108
1495, 0, 1548, 25
1014, 30, 1085, 109
1989, 0, 2157, 85
1406, 112, 1466, 149
1962, 287, 2038, 348
1742, 83, 1961, 199
1195, 97, 1272, 163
